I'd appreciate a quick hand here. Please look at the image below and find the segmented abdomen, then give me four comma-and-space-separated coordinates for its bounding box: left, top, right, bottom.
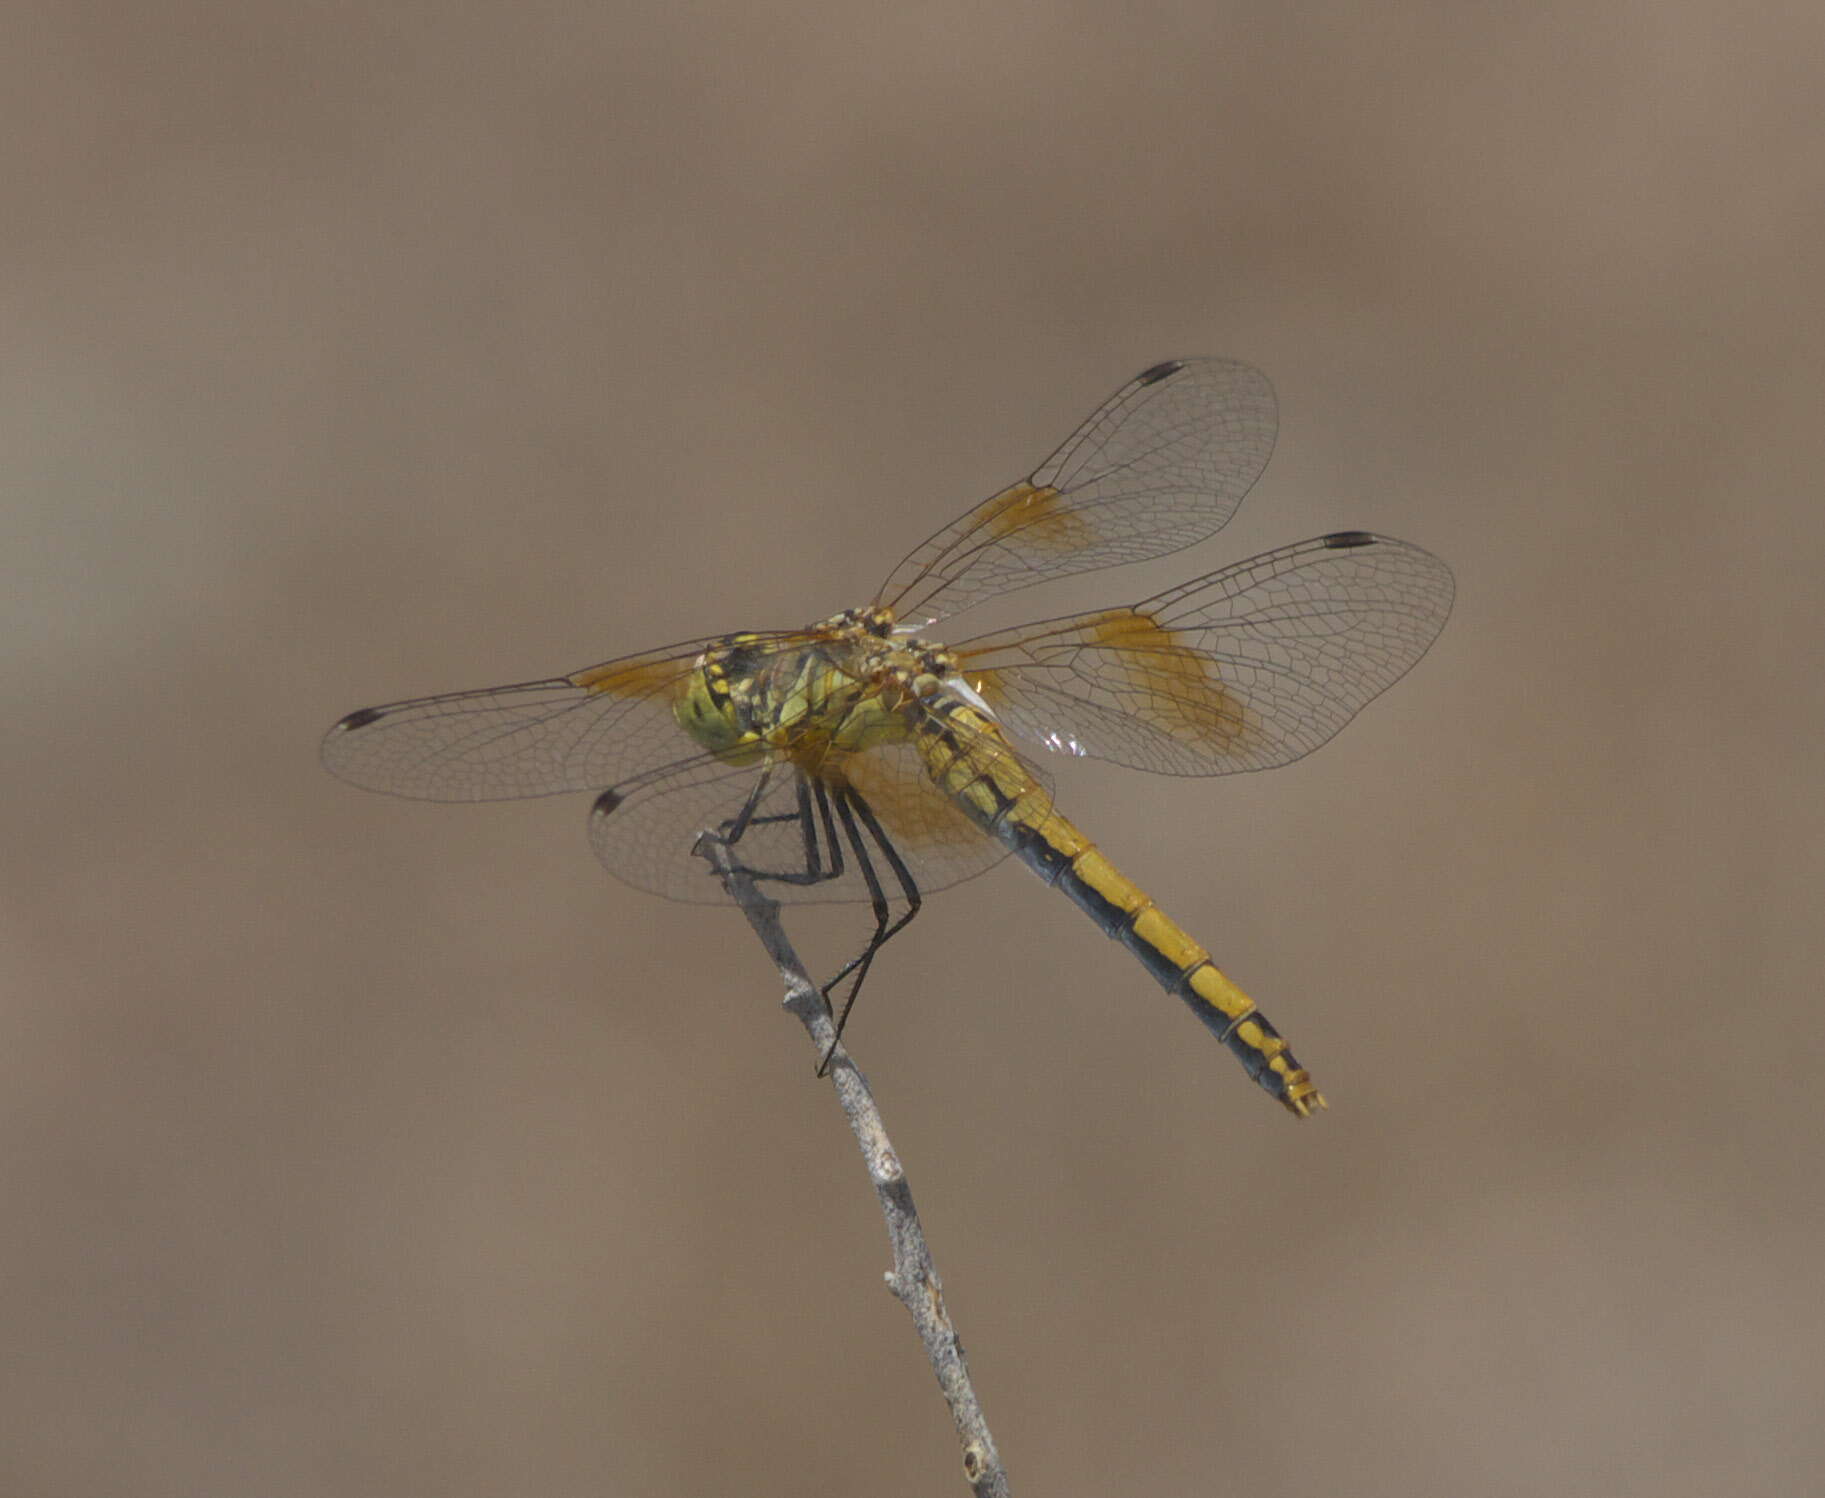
914, 704, 1323, 1117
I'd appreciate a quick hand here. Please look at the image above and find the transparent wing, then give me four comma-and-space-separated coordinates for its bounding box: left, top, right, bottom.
325, 637, 1025, 906
875, 358, 1277, 627
954, 532, 1454, 776
319, 635, 772, 802
588, 727, 1021, 906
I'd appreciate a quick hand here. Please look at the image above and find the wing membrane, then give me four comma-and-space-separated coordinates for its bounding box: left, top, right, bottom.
956, 533, 1454, 776
876, 358, 1277, 626
588, 721, 1019, 905
324, 363, 1451, 913
325, 635, 1024, 905
319, 637, 753, 802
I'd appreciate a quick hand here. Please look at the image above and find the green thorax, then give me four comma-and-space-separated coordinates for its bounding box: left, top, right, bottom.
672, 609, 957, 772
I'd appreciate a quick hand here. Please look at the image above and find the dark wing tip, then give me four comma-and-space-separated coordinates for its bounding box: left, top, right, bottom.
334, 705, 388, 732
1322, 530, 1378, 549
1135, 359, 1186, 387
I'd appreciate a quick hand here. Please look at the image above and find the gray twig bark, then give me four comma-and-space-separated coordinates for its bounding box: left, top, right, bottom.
697, 833, 1011, 1498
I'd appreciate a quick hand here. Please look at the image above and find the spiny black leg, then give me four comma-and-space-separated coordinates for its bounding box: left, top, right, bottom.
743, 776, 824, 873
719, 760, 776, 845
818, 789, 890, 1073
816, 785, 924, 1073
721, 768, 848, 889
845, 786, 924, 992
795, 776, 825, 878
811, 778, 843, 883
852, 790, 923, 930
790, 777, 847, 886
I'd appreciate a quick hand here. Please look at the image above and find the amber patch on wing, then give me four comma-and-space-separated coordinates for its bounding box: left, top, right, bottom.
832, 746, 987, 852
1084, 609, 1251, 747
570, 653, 690, 698
972, 482, 1089, 554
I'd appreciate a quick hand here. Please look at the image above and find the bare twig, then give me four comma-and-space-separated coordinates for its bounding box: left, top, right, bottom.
696, 833, 1011, 1498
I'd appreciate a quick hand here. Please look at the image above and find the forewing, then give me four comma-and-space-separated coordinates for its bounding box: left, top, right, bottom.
876, 358, 1277, 626
320, 637, 744, 802
955, 532, 1454, 775
326, 634, 1021, 906
588, 731, 1016, 906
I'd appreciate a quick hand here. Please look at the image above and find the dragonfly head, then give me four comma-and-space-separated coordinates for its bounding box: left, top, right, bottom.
672, 635, 769, 764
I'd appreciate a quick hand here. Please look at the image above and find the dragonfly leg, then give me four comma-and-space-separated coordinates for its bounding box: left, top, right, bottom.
816, 785, 923, 1073
717, 759, 778, 844
719, 770, 847, 889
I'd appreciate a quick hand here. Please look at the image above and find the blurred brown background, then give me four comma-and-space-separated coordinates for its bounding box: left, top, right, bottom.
5, 3, 1821, 1495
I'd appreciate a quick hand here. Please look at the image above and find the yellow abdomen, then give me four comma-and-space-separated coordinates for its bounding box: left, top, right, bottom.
915, 700, 1323, 1117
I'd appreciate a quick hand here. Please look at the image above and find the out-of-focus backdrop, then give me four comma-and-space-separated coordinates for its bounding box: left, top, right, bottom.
6, 5, 1820, 1495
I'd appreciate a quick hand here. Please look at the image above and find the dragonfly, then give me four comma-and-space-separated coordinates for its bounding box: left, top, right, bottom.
323, 359, 1453, 1117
